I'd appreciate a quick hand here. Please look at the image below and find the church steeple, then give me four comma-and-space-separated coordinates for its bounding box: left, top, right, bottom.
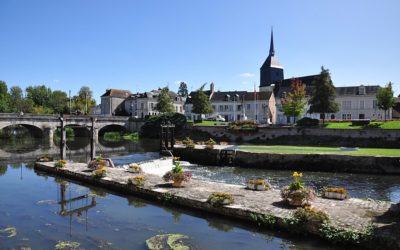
269, 28, 275, 56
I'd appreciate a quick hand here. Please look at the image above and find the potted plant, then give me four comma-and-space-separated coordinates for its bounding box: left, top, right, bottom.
128, 175, 145, 186
207, 192, 234, 207
292, 205, 330, 234
246, 179, 271, 191
162, 161, 192, 187
182, 137, 195, 149
219, 141, 228, 146
37, 154, 53, 162
322, 187, 349, 200
127, 164, 142, 173
281, 172, 315, 207
205, 138, 216, 150
54, 160, 67, 168
93, 166, 107, 178
88, 156, 110, 170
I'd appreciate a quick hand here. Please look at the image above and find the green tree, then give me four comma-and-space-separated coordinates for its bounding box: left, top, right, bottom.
177, 82, 188, 97
192, 83, 213, 118
8, 86, 24, 113
72, 86, 96, 114
26, 85, 52, 107
0, 80, 10, 112
376, 82, 395, 121
309, 67, 339, 124
155, 87, 174, 113
281, 78, 307, 123
48, 90, 68, 114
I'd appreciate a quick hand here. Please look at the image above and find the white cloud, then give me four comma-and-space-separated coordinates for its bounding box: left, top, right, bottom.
239, 73, 254, 78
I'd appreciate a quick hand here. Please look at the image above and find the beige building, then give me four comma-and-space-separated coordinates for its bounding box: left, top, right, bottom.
100, 89, 132, 116
124, 89, 184, 118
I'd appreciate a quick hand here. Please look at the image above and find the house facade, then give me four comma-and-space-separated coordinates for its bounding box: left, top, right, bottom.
124, 89, 184, 118
100, 89, 132, 116
184, 83, 276, 123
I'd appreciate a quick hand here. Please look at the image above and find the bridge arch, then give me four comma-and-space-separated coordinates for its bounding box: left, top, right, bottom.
0, 124, 44, 138
98, 124, 127, 137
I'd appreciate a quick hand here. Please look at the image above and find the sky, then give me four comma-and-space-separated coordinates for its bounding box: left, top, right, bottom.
1, 0, 399, 103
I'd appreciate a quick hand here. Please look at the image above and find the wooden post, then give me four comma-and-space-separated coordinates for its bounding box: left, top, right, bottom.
59, 116, 66, 160
90, 117, 96, 160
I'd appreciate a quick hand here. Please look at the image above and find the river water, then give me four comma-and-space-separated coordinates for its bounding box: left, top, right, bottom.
0, 137, 397, 249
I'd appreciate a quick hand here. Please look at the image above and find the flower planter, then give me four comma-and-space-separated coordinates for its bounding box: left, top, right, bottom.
246, 183, 255, 190
288, 197, 306, 207
323, 191, 347, 200
172, 180, 184, 188
221, 199, 232, 205
256, 184, 266, 191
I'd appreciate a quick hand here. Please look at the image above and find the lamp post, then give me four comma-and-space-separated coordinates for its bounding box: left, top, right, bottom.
234, 94, 239, 121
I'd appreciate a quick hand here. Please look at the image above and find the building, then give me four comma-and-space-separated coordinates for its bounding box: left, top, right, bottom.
393, 97, 400, 119
124, 89, 184, 118
100, 89, 132, 116
259, 30, 391, 124
184, 83, 276, 123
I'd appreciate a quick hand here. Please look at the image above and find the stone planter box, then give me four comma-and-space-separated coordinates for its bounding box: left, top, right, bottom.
323, 191, 347, 200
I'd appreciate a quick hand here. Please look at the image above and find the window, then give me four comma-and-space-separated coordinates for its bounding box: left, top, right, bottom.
342, 114, 346, 120
346, 114, 351, 120
140, 103, 144, 110
212, 105, 215, 111
229, 105, 233, 111
342, 101, 351, 110
180, 106, 182, 112
359, 114, 365, 119
219, 105, 223, 112
237, 105, 241, 111
224, 105, 229, 111
175, 106, 178, 112
150, 103, 154, 109
373, 100, 377, 109
359, 100, 364, 110
247, 104, 251, 110
358, 86, 365, 95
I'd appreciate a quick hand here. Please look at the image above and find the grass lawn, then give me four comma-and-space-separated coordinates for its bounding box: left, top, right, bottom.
324, 121, 400, 129
191, 120, 228, 126
238, 145, 400, 157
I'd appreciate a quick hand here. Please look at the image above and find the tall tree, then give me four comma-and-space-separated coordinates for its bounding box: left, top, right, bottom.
48, 90, 68, 114
0, 81, 10, 112
8, 86, 24, 113
155, 87, 174, 113
72, 86, 96, 114
309, 67, 339, 124
177, 82, 188, 97
281, 78, 307, 123
192, 83, 213, 118
376, 82, 395, 121
26, 85, 52, 107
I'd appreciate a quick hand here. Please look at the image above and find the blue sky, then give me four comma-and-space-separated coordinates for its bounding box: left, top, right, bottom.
1, 0, 399, 103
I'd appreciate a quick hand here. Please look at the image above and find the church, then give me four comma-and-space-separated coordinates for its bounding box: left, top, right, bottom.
259, 30, 389, 124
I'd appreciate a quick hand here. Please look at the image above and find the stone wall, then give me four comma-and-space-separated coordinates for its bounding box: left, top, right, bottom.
173, 147, 400, 174
191, 126, 400, 148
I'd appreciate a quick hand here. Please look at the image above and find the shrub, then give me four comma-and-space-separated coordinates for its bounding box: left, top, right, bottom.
351, 120, 370, 126
182, 137, 195, 149
296, 117, 319, 127
54, 160, 67, 168
207, 192, 234, 207
228, 120, 257, 131
205, 138, 216, 149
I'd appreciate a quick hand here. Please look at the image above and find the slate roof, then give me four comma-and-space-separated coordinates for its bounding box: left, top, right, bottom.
101, 89, 132, 98
335, 85, 380, 96
274, 75, 319, 98
185, 90, 273, 105
128, 89, 179, 99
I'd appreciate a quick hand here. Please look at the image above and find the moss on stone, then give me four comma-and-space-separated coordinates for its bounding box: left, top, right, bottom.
146, 234, 192, 250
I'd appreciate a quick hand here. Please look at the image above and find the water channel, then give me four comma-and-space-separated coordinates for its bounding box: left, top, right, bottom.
0, 136, 398, 249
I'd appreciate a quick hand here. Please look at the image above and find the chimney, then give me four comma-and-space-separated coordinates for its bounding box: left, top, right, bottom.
210, 82, 215, 94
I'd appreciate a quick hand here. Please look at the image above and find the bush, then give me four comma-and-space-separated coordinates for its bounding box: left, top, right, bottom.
205, 138, 216, 149
141, 113, 187, 138
351, 120, 370, 126
228, 120, 257, 131
296, 117, 319, 127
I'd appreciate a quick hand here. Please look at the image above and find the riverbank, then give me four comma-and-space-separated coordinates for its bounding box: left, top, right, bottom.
172, 145, 400, 174
34, 160, 399, 249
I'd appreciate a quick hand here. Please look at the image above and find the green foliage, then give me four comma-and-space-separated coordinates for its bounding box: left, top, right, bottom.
376, 82, 395, 120
103, 132, 139, 142
0, 80, 10, 112
141, 112, 187, 138
205, 138, 216, 149
171, 161, 183, 174
296, 117, 319, 127
228, 120, 257, 131
48, 90, 68, 114
207, 192, 234, 207
281, 78, 307, 123
182, 137, 195, 148
8, 86, 24, 113
162, 192, 173, 203
155, 87, 174, 113
319, 222, 375, 244
72, 86, 96, 115
309, 67, 339, 123
177, 82, 188, 97
192, 83, 213, 115
250, 213, 277, 228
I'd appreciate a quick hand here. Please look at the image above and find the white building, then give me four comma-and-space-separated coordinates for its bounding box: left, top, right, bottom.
184, 83, 276, 123
124, 89, 185, 118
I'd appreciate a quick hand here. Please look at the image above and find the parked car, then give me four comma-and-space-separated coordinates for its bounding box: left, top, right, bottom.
206, 115, 226, 122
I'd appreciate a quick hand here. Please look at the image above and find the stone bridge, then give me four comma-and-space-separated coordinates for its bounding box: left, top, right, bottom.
0, 113, 144, 144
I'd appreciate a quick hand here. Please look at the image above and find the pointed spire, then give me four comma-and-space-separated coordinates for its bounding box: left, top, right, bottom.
269, 27, 275, 56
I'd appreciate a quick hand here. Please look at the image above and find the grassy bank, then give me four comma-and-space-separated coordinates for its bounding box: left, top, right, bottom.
238, 145, 400, 157
103, 132, 139, 141
190, 120, 228, 126
324, 121, 400, 129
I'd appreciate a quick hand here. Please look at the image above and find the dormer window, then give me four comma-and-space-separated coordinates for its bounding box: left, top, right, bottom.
358, 86, 366, 95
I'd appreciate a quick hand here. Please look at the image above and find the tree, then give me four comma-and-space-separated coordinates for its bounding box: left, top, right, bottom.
26, 85, 52, 107
309, 67, 339, 124
376, 82, 395, 121
177, 82, 188, 97
281, 78, 307, 123
48, 90, 68, 114
155, 87, 174, 113
8, 86, 24, 113
0, 80, 10, 112
72, 86, 96, 114
192, 83, 213, 118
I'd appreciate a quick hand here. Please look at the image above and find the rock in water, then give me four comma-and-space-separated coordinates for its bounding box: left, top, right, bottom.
0, 227, 17, 238
54, 240, 80, 250
146, 234, 194, 250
